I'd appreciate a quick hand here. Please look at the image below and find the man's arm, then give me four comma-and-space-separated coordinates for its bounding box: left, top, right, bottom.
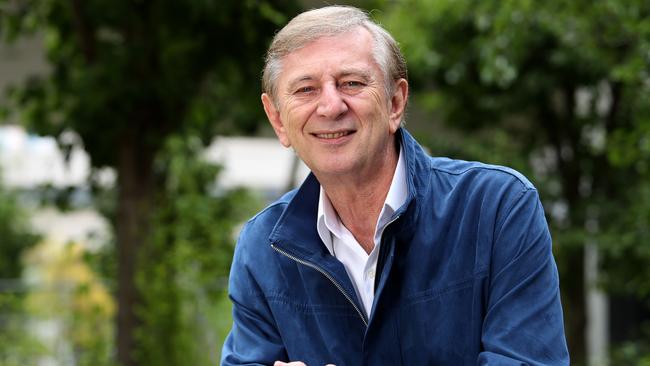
221, 226, 288, 366
221, 296, 287, 366
478, 188, 570, 365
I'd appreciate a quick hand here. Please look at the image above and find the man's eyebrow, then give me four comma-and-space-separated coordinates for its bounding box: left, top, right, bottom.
339, 69, 373, 82
286, 76, 314, 91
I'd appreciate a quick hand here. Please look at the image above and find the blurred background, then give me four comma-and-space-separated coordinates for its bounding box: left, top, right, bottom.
0, 0, 648, 365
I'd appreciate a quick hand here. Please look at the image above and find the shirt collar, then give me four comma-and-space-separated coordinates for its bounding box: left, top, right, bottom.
384, 143, 408, 213
317, 144, 408, 254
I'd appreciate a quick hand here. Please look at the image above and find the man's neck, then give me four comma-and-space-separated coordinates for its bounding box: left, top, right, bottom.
316, 142, 399, 253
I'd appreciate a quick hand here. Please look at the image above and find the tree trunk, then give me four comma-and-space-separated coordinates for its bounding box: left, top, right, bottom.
115, 129, 155, 366
562, 248, 586, 364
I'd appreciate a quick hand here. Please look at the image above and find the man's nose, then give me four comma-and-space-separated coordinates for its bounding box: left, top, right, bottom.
316, 84, 348, 119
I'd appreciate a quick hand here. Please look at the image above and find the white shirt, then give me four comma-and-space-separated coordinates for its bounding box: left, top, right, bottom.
316, 147, 408, 318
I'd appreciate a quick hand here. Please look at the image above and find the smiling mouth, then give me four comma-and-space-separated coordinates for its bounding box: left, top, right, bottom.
313, 131, 354, 139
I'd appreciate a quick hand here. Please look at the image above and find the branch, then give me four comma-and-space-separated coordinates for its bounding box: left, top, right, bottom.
604, 81, 623, 135
69, 0, 96, 63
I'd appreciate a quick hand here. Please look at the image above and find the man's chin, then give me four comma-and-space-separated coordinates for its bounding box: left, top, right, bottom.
310, 161, 357, 178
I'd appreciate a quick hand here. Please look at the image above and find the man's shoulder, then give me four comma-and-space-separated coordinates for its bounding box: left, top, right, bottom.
401, 129, 534, 191
426, 156, 535, 191
248, 189, 296, 222
241, 189, 297, 237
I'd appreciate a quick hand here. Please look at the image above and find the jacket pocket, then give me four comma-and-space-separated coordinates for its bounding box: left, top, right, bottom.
399, 276, 484, 365
266, 295, 366, 366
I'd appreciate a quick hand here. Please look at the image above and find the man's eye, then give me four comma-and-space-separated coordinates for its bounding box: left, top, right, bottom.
295, 86, 314, 94
342, 81, 363, 88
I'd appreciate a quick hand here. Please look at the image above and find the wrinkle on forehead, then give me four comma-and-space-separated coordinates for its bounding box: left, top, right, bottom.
281, 29, 376, 70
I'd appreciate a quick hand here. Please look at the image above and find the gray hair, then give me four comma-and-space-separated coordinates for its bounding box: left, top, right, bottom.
262, 6, 407, 105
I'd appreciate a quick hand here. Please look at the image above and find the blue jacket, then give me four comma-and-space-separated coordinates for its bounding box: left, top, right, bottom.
221, 129, 569, 365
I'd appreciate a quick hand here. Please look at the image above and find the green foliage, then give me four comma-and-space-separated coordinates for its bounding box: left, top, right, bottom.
600, 184, 650, 298
611, 335, 650, 366
0, 178, 43, 363
381, 0, 650, 276
21, 240, 116, 366
211, 289, 234, 361
0, 182, 40, 279
0, 291, 49, 365
0, 0, 300, 250
135, 134, 262, 366
2, 1, 299, 364
2, 0, 299, 163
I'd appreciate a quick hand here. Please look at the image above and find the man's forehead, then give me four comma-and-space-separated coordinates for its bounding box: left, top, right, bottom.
277, 29, 378, 85
283, 25, 370, 52
281, 27, 373, 62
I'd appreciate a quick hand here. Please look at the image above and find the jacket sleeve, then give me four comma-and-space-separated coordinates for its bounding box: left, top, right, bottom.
221, 225, 288, 366
477, 188, 570, 366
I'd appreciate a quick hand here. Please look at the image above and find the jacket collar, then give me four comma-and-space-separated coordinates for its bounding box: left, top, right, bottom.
268, 128, 431, 256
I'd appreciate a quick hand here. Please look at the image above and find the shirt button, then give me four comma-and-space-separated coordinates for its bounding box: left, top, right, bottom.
367, 269, 376, 280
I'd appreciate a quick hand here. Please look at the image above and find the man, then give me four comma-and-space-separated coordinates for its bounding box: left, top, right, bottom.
222, 5, 569, 366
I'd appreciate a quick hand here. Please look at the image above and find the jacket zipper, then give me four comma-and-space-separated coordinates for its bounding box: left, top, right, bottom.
374, 214, 401, 289
380, 215, 401, 240
271, 244, 369, 327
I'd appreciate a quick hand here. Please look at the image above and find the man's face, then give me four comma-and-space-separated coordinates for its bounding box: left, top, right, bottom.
262, 27, 408, 180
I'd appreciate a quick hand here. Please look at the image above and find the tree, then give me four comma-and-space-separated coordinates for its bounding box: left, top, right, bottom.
380, 0, 650, 363
1, 1, 299, 365
135, 135, 263, 365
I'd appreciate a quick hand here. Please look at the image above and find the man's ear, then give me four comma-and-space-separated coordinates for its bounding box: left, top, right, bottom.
262, 93, 291, 147
388, 78, 409, 134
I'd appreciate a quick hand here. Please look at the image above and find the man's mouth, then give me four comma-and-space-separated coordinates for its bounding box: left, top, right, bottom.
313, 131, 353, 139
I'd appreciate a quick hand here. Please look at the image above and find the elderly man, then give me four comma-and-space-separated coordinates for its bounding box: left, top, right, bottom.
221, 5, 569, 366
